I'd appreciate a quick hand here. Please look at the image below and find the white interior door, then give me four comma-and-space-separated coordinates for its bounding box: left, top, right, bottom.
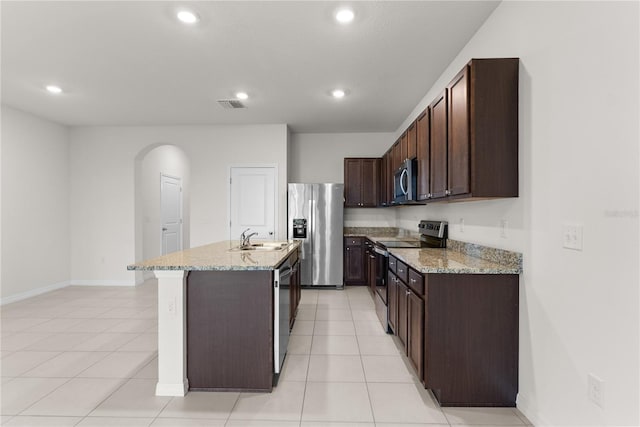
230, 166, 276, 242
161, 174, 182, 255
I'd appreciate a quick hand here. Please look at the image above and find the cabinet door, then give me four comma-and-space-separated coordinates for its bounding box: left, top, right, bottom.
344, 158, 362, 207
361, 158, 379, 207
397, 280, 409, 352
407, 121, 417, 160
392, 140, 401, 171
400, 132, 408, 162
386, 150, 394, 204
430, 91, 448, 199
448, 66, 470, 196
344, 239, 365, 284
290, 260, 300, 330
387, 271, 398, 334
380, 154, 387, 206
416, 110, 430, 200
407, 290, 424, 380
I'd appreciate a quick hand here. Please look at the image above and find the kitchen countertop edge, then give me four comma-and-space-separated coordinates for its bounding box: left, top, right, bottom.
127, 240, 300, 272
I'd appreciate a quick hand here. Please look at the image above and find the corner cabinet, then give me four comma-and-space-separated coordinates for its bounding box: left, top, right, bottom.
344, 158, 380, 207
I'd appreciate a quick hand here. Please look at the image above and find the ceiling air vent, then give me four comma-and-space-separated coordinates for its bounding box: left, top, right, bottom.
217, 99, 246, 109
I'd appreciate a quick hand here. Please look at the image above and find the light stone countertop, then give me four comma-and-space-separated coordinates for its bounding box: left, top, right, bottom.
127, 240, 300, 271
345, 228, 522, 274
389, 247, 521, 275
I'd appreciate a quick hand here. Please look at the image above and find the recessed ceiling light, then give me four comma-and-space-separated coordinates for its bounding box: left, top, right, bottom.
45, 85, 63, 94
331, 89, 346, 99
236, 92, 249, 100
335, 8, 354, 24
177, 9, 199, 24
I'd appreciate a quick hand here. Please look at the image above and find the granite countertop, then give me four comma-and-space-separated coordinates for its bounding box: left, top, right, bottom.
127, 240, 300, 271
389, 247, 521, 274
344, 227, 522, 274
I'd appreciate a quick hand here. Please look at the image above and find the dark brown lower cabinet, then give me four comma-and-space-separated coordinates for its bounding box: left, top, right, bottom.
424, 274, 519, 407
407, 290, 424, 380
187, 270, 274, 392
387, 270, 398, 334
397, 280, 408, 351
387, 261, 519, 407
344, 237, 367, 285
290, 258, 301, 330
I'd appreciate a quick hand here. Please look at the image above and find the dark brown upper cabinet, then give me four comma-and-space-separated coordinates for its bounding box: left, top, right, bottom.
392, 140, 401, 171
407, 121, 417, 160
429, 91, 448, 200
447, 58, 519, 200
400, 132, 408, 163
416, 110, 430, 201
448, 66, 471, 197
344, 158, 380, 208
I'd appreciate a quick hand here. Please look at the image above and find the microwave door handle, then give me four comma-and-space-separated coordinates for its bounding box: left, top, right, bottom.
400, 168, 408, 195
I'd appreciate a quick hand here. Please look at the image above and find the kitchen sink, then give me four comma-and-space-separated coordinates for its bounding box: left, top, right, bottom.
229, 241, 290, 252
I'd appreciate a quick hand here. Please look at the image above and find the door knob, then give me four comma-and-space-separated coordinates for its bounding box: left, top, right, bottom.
162, 227, 168, 231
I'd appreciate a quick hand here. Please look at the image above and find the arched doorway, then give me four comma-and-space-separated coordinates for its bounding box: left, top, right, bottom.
134, 144, 190, 284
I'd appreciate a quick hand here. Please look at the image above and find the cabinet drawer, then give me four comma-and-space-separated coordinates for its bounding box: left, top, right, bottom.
388, 255, 398, 273
408, 269, 424, 296
345, 237, 363, 246
396, 259, 409, 283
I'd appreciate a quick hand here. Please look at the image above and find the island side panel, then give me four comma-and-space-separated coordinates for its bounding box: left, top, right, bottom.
187, 270, 274, 392
154, 270, 189, 396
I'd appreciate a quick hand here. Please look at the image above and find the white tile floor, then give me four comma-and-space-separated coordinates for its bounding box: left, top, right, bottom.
1, 281, 533, 426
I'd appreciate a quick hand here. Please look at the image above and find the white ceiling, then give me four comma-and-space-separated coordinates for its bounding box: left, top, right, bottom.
1, 1, 500, 133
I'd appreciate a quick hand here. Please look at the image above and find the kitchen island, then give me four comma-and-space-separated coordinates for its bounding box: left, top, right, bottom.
128, 240, 300, 396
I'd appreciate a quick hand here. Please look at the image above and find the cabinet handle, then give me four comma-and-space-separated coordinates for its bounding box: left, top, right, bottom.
398, 268, 404, 273
346, 247, 350, 251
410, 278, 416, 283
445, 189, 451, 196
406, 290, 410, 296
428, 193, 432, 199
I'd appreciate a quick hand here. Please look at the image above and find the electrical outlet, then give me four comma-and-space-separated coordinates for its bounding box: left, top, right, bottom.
588, 373, 604, 407
167, 298, 176, 316
459, 218, 465, 233
563, 224, 583, 250
500, 219, 508, 238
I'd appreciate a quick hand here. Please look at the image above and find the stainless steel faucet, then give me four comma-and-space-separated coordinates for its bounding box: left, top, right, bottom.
240, 228, 258, 247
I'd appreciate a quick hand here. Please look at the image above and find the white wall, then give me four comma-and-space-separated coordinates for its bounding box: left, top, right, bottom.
395, 2, 639, 425
1, 106, 70, 302
70, 124, 288, 285
289, 132, 397, 227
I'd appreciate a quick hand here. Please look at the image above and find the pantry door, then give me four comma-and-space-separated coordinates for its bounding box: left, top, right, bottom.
229, 166, 277, 242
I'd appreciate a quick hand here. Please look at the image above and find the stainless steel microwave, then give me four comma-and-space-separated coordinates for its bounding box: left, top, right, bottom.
393, 158, 417, 204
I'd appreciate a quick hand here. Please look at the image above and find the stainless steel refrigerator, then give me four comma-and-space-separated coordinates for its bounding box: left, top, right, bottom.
288, 183, 344, 288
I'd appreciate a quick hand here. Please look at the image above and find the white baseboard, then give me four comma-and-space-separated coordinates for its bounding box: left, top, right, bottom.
69, 279, 137, 287
155, 379, 189, 397
0, 280, 70, 306
517, 392, 548, 426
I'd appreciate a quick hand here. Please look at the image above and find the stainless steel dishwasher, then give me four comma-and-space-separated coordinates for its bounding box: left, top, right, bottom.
273, 258, 292, 375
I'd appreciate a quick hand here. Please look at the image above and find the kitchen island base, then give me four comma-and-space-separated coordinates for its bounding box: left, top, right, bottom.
187, 270, 274, 392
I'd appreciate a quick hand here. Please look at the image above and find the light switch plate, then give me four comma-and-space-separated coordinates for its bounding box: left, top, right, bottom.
563, 223, 583, 250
